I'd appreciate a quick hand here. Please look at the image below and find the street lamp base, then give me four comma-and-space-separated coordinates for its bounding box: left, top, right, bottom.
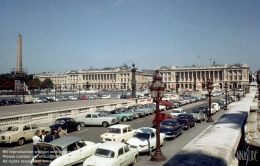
206, 117, 214, 122
150, 150, 166, 162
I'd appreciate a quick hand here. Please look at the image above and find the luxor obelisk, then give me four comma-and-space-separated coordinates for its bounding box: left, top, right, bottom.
15, 34, 23, 92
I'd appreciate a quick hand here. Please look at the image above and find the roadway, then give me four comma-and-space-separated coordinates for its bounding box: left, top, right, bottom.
0, 95, 227, 166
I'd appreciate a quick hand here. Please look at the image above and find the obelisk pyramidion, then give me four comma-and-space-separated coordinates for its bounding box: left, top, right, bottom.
15, 34, 23, 92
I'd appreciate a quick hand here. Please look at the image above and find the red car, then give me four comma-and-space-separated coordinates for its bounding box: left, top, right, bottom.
152, 113, 175, 126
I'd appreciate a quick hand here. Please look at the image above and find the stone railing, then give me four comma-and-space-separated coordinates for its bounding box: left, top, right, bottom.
164, 83, 259, 166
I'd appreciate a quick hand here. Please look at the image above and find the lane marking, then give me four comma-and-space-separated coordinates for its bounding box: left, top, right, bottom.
6, 146, 23, 151
137, 120, 143, 123
77, 129, 89, 133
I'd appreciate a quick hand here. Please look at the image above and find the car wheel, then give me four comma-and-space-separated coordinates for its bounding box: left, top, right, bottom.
80, 122, 85, 127
102, 121, 109, 128
76, 125, 81, 131
17, 138, 25, 146
121, 139, 125, 143
122, 117, 127, 122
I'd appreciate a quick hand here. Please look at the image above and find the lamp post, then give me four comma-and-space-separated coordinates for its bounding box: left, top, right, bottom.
60, 85, 61, 95
78, 86, 81, 100
176, 73, 179, 94
54, 85, 57, 102
257, 84, 260, 101
206, 78, 214, 122
224, 82, 228, 110
194, 77, 196, 92
150, 69, 166, 162
233, 83, 235, 98
131, 63, 136, 98
121, 85, 123, 97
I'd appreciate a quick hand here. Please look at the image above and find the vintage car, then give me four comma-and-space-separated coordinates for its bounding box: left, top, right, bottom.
191, 109, 206, 122
170, 108, 186, 118
100, 94, 111, 99
135, 104, 153, 114
100, 124, 135, 143
142, 103, 156, 113
108, 109, 134, 122
0, 123, 50, 146
127, 105, 150, 115
75, 112, 119, 128
160, 119, 183, 139
177, 114, 196, 130
211, 103, 221, 112
152, 113, 174, 126
83, 141, 138, 166
126, 127, 166, 154
30, 136, 101, 166
49, 117, 81, 134
113, 107, 139, 119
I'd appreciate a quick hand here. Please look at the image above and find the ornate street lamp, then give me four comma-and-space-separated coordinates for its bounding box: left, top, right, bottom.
54, 85, 57, 102
233, 83, 235, 99
131, 63, 137, 98
176, 73, 179, 94
78, 86, 81, 100
150, 69, 166, 162
224, 82, 228, 110
194, 77, 196, 92
121, 85, 123, 97
206, 78, 214, 122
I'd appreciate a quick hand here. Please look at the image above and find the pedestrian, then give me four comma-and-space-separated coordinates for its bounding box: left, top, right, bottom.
32, 130, 41, 156
53, 130, 60, 139
39, 130, 46, 142
44, 131, 53, 143
58, 126, 68, 137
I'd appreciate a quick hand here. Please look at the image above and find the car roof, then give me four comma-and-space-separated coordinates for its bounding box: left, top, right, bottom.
55, 117, 73, 120
162, 119, 178, 123
108, 124, 130, 129
178, 113, 191, 116
136, 127, 156, 133
172, 108, 183, 111
47, 136, 83, 149
98, 141, 126, 151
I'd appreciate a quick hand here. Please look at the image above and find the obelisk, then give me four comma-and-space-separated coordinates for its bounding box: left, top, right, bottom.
15, 34, 23, 92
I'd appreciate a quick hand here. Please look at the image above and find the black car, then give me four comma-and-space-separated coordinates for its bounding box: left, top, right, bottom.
49, 117, 81, 134
160, 119, 183, 140
39, 97, 48, 103
177, 114, 196, 130
9, 98, 22, 105
0, 99, 10, 106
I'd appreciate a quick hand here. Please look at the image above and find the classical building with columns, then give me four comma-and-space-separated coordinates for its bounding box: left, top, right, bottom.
159, 63, 250, 91
34, 63, 249, 92
33, 64, 144, 91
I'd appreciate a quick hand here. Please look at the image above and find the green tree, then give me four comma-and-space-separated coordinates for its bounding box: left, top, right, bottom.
43, 78, 53, 88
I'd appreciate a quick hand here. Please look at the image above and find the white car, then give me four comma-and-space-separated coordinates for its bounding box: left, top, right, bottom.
100, 124, 135, 143
170, 108, 186, 118
33, 97, 43, 103
101, 94, 111, 99
126, 127, 166, 153
153, 103, 166, 111
67, 96, 78, 101
31, 136, 101, 166
211, 103, 220, 112
83, 141, 138, 166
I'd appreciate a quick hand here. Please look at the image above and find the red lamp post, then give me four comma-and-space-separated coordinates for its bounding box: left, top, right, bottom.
206, 78, 214, 122
150, 69, 166, 162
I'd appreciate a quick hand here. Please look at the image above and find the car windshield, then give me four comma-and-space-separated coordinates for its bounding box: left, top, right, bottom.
6, 126, 19, 131
133, 132, 150, 139
55, 120, 65, 124
172, 110, 180, 113
94, 148, 115, 158
178, 115, 188, 119
192, 109, 200, 113
107, 128, 121, 133
161, 122, 174, 128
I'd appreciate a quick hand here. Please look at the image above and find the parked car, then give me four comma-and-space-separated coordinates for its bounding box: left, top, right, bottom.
100, 124, 135, 143
9, 98, 22, 105
0, 99, 10, 106
143, 103, 156, 113
57, 96, 69, 101
152, 113, 174, 126
49, 117, 81, 134
160, 119, 183, 139
211, 103, 221, 112
31, 136, 101, 166
33, 97, 43, 103
66, 96, 78, 101
108, 109, 134, 122
76, 112, 119, 128
100, 94, 111, 99
127, 127, 166, 154
177, 114, 196, 130
126, 107, 146, 117
191, 109, 205, 122
83, 141, 138, 166
136, 104, 153, 114
170, 108, 186, 118
0, 123, 50, 146
128, 105, 150, 115
39, 97, 48, 103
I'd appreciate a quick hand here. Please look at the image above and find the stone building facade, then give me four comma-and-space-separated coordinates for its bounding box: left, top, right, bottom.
34, 63, 249, 92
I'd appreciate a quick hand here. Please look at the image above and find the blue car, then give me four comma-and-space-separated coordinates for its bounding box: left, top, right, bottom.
160, 119, 183, 139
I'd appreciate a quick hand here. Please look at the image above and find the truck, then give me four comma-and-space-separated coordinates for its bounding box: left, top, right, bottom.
19, 95, 34, 104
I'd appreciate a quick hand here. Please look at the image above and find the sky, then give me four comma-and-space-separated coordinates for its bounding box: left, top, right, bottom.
0, 0, 259, 74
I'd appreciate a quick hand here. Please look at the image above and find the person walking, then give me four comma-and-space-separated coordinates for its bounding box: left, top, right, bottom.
32, 130, 41, 156
39, 130, 46, 142
44, 131, 53, 143
58, 126, 68, 137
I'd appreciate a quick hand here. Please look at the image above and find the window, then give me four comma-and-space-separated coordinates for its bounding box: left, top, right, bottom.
92, 114, 98, 118
124, 146, 130, 153
31, 124, 38, 129
76, 140, 86, 149
85, 114, 91, 118
23, 125, 30, 131
151, 132, 155, 139
123, 128, 127, 133
118, 148, 124, 156
128, 127, 132, 132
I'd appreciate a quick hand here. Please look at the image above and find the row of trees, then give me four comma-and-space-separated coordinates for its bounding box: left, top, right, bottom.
0, 73, 54, 90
